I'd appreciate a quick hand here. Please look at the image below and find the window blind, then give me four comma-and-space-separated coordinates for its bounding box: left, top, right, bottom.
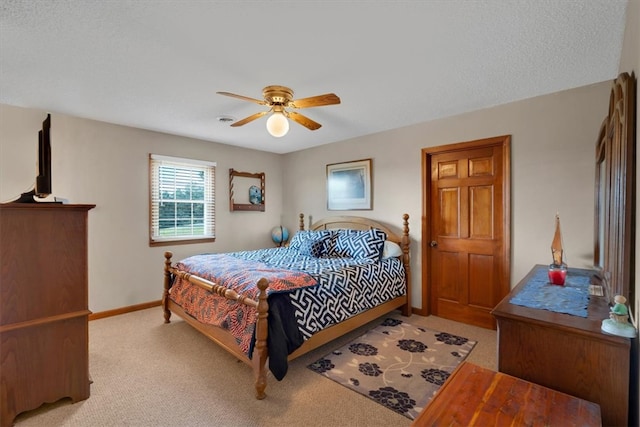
149, 154, 216, 243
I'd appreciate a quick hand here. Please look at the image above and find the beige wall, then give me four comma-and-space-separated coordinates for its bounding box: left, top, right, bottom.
283, 81, 611, 311
0, 82, 614, 315
0, 104, 284, 312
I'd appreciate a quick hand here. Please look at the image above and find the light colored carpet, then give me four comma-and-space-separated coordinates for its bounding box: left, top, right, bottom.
13, 307, 496, 427
308, 318, 477, 419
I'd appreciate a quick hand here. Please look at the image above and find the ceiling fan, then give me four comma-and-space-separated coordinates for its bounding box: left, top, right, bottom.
217, 85, 341, 137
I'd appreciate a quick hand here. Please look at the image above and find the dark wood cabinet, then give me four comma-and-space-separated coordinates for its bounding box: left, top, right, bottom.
1, 203, 94, 427
491, 265, 631, 427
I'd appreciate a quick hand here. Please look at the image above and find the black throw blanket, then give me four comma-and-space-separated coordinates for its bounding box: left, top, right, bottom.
248, 292, 304, 381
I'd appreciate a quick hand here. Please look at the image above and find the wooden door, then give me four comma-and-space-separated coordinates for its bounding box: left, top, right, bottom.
422, 136, 510, 329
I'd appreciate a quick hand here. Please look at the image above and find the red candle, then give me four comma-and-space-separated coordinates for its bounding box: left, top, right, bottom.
548, 267, 567, 285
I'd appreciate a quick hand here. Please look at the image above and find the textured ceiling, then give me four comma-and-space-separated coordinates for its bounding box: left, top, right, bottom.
0, 1, 628, 154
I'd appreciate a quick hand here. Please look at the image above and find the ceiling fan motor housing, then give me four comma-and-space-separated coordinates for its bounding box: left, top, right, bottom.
263, 85, 294, 105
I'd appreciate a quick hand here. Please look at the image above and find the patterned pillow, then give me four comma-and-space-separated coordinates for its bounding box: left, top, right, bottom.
289, 230, 333, 257
326, 229, 387, 261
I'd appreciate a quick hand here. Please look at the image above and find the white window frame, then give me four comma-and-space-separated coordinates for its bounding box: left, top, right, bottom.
149, 154, 216, 246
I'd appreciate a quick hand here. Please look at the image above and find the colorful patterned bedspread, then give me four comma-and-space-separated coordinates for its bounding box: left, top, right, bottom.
169, 251, 318, 355
169, 247, 406, 379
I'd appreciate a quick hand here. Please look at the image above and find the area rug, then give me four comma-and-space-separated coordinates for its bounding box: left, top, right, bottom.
307, 318, 476, 420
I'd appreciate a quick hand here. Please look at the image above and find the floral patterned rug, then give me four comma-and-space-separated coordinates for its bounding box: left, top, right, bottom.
307, 318, 476, 420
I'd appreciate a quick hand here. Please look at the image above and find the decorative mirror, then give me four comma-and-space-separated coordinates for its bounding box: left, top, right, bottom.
229, 169, 265, 212
594, 72, 636, 303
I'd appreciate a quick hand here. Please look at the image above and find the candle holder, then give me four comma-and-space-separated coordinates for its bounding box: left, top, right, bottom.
548, 214, 567, 286
548, 263, 567, 286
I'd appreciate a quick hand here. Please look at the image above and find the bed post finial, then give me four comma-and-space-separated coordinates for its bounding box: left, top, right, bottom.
299, 213, 305, 230
163, 251, 173, 323
402, 214, 409, 236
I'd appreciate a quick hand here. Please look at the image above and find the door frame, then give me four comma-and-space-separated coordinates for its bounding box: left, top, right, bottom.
419, 135, 511, 316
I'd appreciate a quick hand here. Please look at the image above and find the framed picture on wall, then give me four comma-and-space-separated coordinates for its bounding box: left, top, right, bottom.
326, 158, 372, 210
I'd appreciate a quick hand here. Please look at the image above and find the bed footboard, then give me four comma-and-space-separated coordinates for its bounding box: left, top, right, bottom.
162, 251, 270, 399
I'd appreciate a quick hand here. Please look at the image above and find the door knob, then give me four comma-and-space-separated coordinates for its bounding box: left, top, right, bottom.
429, 241, 438, 247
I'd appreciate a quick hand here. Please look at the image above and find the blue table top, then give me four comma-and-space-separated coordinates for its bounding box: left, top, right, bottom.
509, 266, 591, 317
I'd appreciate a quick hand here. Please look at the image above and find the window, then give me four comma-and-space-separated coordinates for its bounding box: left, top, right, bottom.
149, 154, 216, 245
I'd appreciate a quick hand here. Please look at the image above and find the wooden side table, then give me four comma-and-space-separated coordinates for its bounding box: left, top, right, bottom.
411, 362, 601, 426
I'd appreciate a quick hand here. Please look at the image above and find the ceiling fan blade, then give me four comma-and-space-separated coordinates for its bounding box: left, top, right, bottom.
230, 111, 268, 127
217, 91, 267, 105
287, 111, 322, 130
289, 93, 341, 109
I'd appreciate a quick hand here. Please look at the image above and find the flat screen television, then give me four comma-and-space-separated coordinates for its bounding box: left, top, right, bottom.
11, 113, 52, 203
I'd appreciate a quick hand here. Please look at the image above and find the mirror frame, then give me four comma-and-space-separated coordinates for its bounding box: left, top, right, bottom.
229, 169, 265, 212
594, 72, 636, 303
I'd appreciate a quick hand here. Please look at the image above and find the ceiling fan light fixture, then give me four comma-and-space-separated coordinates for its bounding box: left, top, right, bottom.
217, 85, 340, 134
266, 111, 289, 137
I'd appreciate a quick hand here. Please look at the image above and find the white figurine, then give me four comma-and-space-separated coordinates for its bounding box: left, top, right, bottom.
601, 295, 637, 338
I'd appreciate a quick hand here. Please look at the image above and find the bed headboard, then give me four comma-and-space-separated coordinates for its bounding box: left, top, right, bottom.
299, 213, 408, 245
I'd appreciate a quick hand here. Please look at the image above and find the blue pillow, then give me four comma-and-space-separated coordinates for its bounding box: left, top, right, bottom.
289, 230, 333, 257
326, 229, 386, 261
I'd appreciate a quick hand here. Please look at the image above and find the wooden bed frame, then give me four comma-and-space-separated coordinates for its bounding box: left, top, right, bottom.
162, 213, 411, 399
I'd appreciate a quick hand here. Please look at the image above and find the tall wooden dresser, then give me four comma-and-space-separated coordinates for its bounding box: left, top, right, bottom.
1, 203, 94, 427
